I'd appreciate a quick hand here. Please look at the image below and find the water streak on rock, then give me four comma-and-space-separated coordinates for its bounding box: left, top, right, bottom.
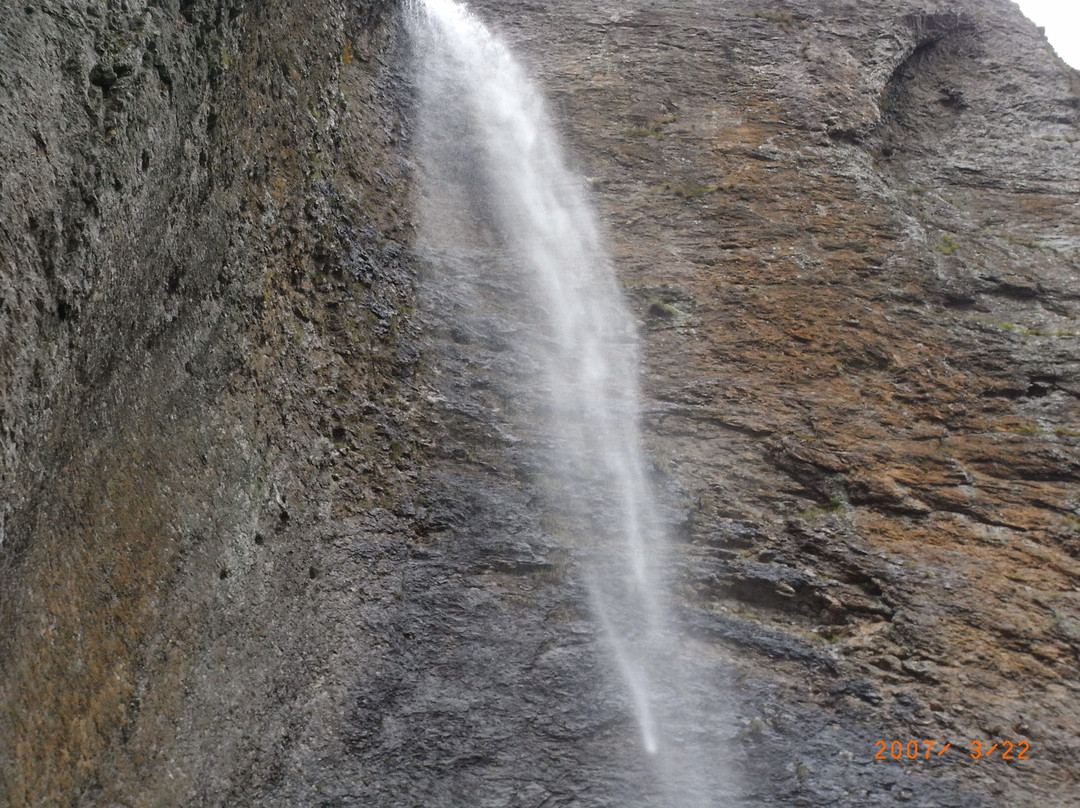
408, 0, 721, 802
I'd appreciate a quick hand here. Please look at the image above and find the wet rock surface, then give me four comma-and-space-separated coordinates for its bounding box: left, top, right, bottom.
1, 1, 420, 804
1, 0, 1078, 806
472, 0, 1079, 804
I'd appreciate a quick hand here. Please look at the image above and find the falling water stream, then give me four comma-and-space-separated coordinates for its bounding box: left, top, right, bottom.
408, 1, 722, 803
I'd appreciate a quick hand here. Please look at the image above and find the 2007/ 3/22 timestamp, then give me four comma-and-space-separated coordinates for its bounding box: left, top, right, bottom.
874, 740, 1031, 760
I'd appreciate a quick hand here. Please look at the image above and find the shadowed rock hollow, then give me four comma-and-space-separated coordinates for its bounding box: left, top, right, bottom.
0, 1, 1077, 806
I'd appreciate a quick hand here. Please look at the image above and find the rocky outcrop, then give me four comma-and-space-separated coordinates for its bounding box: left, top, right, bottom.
1, 0, 1077, 806
486, 0, 1079, 804
0, 1, 417, 804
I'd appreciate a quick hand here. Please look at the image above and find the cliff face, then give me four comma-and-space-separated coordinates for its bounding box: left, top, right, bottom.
1, 1, 1077, 807
0, 1, 418, 803
483, 0, 1079, 802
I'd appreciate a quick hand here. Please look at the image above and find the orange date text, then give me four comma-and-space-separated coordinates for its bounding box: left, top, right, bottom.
874, 740, 1030, 761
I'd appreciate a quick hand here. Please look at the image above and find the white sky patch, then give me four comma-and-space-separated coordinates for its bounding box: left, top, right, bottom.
1013, 0, 1080, 69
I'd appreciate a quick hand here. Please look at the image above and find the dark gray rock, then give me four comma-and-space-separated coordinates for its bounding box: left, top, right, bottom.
1, 0, 1077, 806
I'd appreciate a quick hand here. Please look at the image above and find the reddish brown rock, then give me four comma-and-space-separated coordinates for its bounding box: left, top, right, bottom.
477, 0, 1079, 804
0, 0, 1076, 806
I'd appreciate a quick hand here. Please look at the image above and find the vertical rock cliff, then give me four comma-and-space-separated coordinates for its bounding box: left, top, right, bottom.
1, 1, 1077, 806
1, 1, 418, 804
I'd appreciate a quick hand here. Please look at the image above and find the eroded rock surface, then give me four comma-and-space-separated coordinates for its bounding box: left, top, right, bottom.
1, 1, 418, 804
1, 1, 1077, 806
474, 0, 1079, 804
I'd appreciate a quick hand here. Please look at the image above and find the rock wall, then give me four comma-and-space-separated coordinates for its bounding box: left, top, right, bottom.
0, 0, 1077, 806
479, 0, 1079, 804
0, 1, 418, 804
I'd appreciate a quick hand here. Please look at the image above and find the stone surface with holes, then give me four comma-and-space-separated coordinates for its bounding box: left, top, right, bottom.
0, 0, 1077, 806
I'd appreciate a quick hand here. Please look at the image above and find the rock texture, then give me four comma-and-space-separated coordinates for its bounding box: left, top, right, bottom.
479, 1, 1080, 804
1, 0, 1077, 807
1, 1, 418, 804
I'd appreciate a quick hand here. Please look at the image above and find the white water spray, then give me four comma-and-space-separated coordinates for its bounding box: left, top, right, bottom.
408, 1, 722, 803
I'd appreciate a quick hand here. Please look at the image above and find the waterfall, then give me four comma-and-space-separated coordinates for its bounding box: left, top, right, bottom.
407, 1, 724, 803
